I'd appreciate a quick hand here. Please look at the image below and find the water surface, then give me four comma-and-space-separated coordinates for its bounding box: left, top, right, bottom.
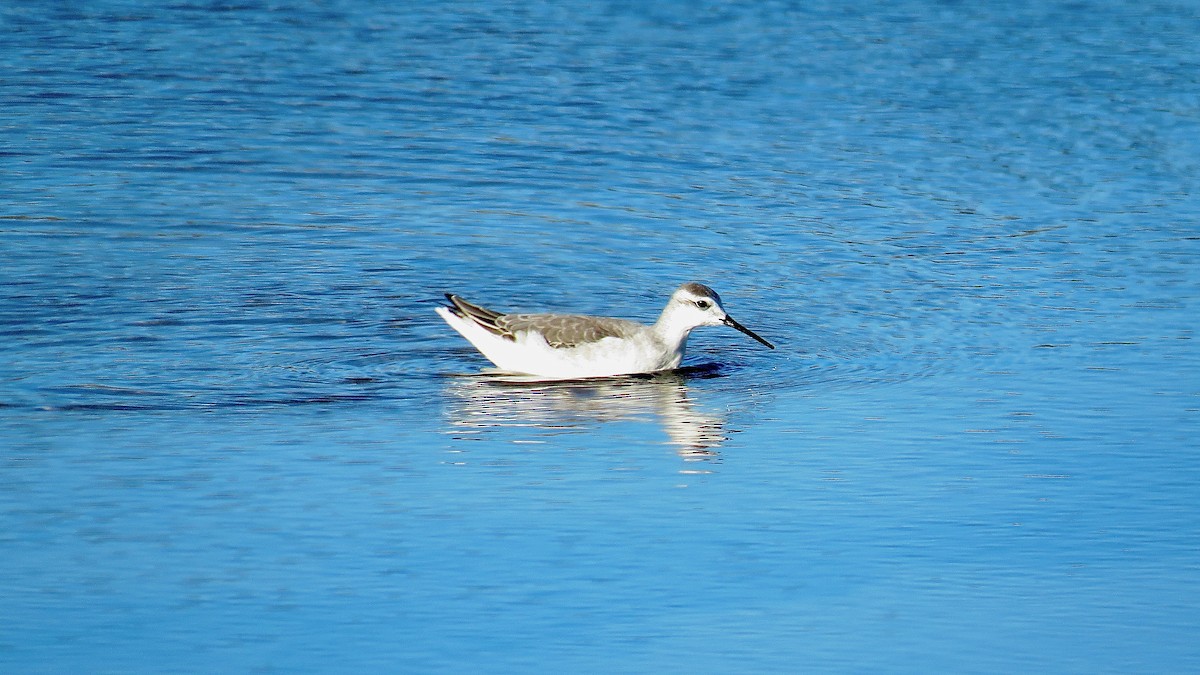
3, 1, 1199, 672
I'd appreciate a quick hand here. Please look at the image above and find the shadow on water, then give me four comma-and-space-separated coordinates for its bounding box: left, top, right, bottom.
441, 364, 729, 464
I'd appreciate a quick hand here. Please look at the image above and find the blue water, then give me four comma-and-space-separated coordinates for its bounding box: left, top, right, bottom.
3, 0, 1200, 671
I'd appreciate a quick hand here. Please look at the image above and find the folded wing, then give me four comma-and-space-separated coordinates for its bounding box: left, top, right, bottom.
445, 294, 629, 349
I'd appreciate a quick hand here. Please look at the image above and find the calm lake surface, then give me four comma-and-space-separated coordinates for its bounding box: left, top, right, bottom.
3, 1, 1199, 672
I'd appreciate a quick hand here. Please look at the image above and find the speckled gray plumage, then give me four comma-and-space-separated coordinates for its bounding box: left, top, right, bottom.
445, 294, 640, 349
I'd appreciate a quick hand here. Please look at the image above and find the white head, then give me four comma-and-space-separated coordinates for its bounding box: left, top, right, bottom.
663, 282, 774, 348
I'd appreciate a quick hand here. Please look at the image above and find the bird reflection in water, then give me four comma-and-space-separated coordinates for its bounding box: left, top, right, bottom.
443, 366, 727, 465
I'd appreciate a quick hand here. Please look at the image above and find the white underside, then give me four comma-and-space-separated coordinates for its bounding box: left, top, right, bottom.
436, 307, 684, 379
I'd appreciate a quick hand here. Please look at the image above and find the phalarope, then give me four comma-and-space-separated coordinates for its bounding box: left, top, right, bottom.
435, 282, 774, 380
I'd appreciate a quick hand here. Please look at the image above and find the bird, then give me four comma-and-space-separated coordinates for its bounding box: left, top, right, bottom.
435, 282, 774, 380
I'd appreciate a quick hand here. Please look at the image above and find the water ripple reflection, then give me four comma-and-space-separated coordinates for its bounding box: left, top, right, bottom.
443, 369, 727, 463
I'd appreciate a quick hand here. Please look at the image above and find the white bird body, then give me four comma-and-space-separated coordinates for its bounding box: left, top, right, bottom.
435, 282, 773, 380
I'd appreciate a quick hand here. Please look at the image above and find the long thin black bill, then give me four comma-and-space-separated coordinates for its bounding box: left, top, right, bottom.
723, 316, 775, 349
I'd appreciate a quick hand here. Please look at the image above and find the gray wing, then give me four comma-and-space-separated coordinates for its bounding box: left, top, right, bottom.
499, 314, 634, 349
444, 294, 633, 349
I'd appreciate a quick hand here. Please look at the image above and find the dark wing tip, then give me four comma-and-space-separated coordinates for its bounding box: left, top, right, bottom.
442, 293, 465, 316
442, 293, 511, 337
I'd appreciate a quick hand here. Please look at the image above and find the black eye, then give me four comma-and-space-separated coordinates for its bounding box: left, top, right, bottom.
695, 300, 711, 310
